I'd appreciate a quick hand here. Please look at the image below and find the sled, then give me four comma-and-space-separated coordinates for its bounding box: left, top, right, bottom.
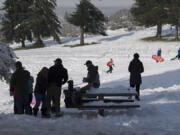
170, 56, 179, 61
152, 55, 164, 62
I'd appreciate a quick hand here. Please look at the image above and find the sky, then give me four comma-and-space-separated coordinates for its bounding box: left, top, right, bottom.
0, 0, 135, 8
58, 0, 135, 7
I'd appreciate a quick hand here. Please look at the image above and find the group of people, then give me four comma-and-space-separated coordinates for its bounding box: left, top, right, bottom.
157, 48, 180, 60
9, 53, 144, 117
10, 58, 68, 117
9, 58, 100, 117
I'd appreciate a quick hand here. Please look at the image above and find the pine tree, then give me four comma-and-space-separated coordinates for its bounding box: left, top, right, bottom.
0, 43, 16, 83
131, 0, 168, 38
28, 0, 61, 47
166, 0, 180, 39
67, 0, 107, 45
1, 0, 33, 47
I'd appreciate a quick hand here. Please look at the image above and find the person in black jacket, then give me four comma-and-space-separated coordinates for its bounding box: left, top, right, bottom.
46, 58, 68, 117
10, 61, 31, 114
33, 67, 49, 116
80, 60, 100, 92
128, 53, 144, 101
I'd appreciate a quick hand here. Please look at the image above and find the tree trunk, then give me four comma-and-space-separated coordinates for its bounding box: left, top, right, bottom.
156, 23, 162, 38
34, 36, 44, 47
175, 25, 179, 40
80, 27, 84, 45
21, 40, 25, 48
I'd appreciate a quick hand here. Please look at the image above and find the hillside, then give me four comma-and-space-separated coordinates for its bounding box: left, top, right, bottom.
0, 26, 180, 135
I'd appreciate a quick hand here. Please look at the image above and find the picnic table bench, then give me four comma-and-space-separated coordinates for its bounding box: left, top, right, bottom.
64, 80, 140, 115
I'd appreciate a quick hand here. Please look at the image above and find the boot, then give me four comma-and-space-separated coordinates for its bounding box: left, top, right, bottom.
41, 108, 47, 116
41, 108, 51, 118
41, 113, 51, 118
29, 106, 32, 115
14, 105, 18, 114
55, 112, 63, 117
33, 108, 39, 116
135, 96, 140, 101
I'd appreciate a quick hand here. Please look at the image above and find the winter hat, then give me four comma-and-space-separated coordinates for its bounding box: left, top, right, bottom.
84, 60, 92, 65
134, 53, 139, 59
54, 58, 62, 64
15, 61, 22, 69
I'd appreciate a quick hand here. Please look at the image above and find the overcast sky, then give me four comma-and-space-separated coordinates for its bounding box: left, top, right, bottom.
0, 0, 135, 8
58, 0, 135, 7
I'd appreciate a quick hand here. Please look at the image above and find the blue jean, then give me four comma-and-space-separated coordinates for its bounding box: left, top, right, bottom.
34, 93, 46, 110
15, 93, 30, 114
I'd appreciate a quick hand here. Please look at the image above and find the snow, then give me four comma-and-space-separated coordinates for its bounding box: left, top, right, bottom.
1, 25, 180, 135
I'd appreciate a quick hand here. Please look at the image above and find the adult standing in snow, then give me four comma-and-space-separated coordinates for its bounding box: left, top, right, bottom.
106, 58, 114, 73
80, 60, 100, 92
33, 67, 48, 117
177, 48, 180, 60
10, 61, 31, 114
46, 58, 68, 117
171, 48, 180, 60
128, 53, 144, 101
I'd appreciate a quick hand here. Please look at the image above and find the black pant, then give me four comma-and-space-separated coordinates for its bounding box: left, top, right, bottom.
29, 94, 33, 113
46, 86, 61, 114
130, 84, 140, 98
14, 97, 17, 114
15, 93, 30, 114
107, 66, 113, 73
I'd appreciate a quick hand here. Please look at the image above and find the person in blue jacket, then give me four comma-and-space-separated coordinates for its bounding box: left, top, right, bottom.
157, 48, 161, 57
178, 48, 180, 60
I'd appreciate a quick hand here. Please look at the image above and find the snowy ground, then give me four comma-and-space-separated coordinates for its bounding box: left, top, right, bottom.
1, 26, 180, 135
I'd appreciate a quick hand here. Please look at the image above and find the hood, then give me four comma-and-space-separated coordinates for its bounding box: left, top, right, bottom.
88, 65, 98, 72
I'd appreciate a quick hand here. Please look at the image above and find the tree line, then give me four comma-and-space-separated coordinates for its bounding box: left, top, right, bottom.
131, 0, 180, 39
0, 0, 106, 47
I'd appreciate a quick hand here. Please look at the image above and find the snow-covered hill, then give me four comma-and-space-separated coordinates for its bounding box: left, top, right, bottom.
1, 26, 180, 135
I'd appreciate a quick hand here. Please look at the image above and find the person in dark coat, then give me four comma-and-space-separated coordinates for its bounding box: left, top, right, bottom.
80, 60, 100, 92
46, 58, 68, 117
10, 61, 31, 114
33, 67, 49, 116
128, 53, 144, 101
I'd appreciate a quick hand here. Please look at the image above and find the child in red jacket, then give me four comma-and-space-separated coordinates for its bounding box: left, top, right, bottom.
106, 58, 114, 73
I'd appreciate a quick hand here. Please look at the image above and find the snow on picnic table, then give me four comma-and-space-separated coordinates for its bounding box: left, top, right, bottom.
1, 25, 180, 135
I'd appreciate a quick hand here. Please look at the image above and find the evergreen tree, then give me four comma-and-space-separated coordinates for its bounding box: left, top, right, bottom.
67, 0, 106, 45
166, 0, 180, 39
131, 0, 168, 38
1, 0, 33, 47
28, 0, 61, 46
0, 42, 16, 83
